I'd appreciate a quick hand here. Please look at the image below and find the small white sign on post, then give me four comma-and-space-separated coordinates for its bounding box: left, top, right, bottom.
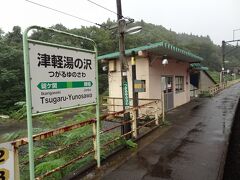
0, 142, 14, 180
28, 43, 97, 114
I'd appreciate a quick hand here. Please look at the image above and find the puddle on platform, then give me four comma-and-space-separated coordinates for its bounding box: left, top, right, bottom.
141, 133, 197, 179
150, 157, 172, 178
191, 105, 201, 111
186, 123, 205, 136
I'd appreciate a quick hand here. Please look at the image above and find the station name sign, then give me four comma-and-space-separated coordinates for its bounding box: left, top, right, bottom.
0, 142, 14, 180
29, 43, 96, 114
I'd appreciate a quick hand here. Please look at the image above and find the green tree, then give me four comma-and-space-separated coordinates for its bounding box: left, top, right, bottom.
0, 27, 24, 114
5, 26, 22, 44
1, 21, 240, 114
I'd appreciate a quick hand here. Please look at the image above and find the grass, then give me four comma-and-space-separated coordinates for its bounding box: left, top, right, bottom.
208, 70, 240, 84
1, 104, 125, 179
207, 70, 220, 83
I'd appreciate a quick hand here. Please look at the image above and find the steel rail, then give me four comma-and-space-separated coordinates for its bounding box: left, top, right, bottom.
35, 149, 95, 179
21, 135, 95, 165
12, 119, 96, 148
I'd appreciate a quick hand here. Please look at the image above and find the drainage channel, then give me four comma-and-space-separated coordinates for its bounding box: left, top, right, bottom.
223, 99, 240, 180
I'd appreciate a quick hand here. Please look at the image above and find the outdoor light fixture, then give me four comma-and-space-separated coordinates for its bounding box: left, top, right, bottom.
138, 50, 143, 56
162, 55, 168, 66
102, 65, 108, 72
137, 50, 148, 57
125, 26, 142, 35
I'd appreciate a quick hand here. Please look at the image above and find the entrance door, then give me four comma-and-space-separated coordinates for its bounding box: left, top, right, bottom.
161, 76, 174, 111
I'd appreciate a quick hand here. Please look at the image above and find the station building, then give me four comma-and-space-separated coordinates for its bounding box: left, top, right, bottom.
97, 41, 204, 112
190, 63, 217, 97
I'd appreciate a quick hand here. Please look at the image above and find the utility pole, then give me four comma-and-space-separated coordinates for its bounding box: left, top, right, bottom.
116, 0, 131, 137
233, 29, 240, 41
221, 38, 240, 83
221, 40, 225, 83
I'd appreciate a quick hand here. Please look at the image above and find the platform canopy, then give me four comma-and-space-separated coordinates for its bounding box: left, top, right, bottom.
190, 63, 209, 71
97, 41, 203, 63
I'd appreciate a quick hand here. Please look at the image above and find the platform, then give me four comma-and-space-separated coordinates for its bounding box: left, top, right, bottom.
99, 83, 240, 180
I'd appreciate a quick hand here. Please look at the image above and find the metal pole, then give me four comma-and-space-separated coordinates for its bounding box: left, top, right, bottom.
131, 51, 138, 136
233, 29, 240, 41
116, 0, 131, 137
94, 45, 101, 168
23, 28, 35, 180
131, 51, 138, 113
222, 40, 225, 83
161, 91, 165, 122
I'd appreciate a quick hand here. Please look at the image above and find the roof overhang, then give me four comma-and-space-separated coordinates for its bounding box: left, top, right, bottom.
97, 41, 203, 63
190, 63, 209, 71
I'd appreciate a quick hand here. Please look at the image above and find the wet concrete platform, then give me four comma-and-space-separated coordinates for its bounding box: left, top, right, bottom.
100, 83, 240, 180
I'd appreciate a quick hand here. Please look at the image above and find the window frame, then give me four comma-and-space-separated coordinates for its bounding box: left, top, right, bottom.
175, 76, 184, 93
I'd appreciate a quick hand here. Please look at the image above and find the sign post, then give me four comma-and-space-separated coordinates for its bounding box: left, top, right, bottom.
28, 42, 97, 114
23, 26, 100, 179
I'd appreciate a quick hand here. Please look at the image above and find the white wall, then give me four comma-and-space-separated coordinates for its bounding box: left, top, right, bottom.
108, 57, 150, 111
199, 71, 215, 91
149, 58, 190, 108
107, 56, 191, 111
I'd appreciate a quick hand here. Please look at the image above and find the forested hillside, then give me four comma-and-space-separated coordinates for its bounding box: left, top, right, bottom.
0, 20, 239, 114
0, 26, 24, 114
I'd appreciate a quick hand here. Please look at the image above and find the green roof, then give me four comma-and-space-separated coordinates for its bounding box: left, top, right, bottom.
190, 63, 216, 84
97, 41, 203, 63
190, 63, 209, 71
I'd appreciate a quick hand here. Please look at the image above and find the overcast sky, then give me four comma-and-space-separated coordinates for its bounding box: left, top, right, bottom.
1, 0, 240, 45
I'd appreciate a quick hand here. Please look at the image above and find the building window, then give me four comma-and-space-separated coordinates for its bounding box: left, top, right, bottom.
175, 76, 184, 92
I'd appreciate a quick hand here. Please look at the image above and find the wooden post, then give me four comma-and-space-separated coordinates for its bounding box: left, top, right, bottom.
14, 147, 20, 180
131, 109, 138, 138
113, 98, 115, 112
92, 121, 97, 160
161, 93, 165, 123
155, 102, 159, 126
